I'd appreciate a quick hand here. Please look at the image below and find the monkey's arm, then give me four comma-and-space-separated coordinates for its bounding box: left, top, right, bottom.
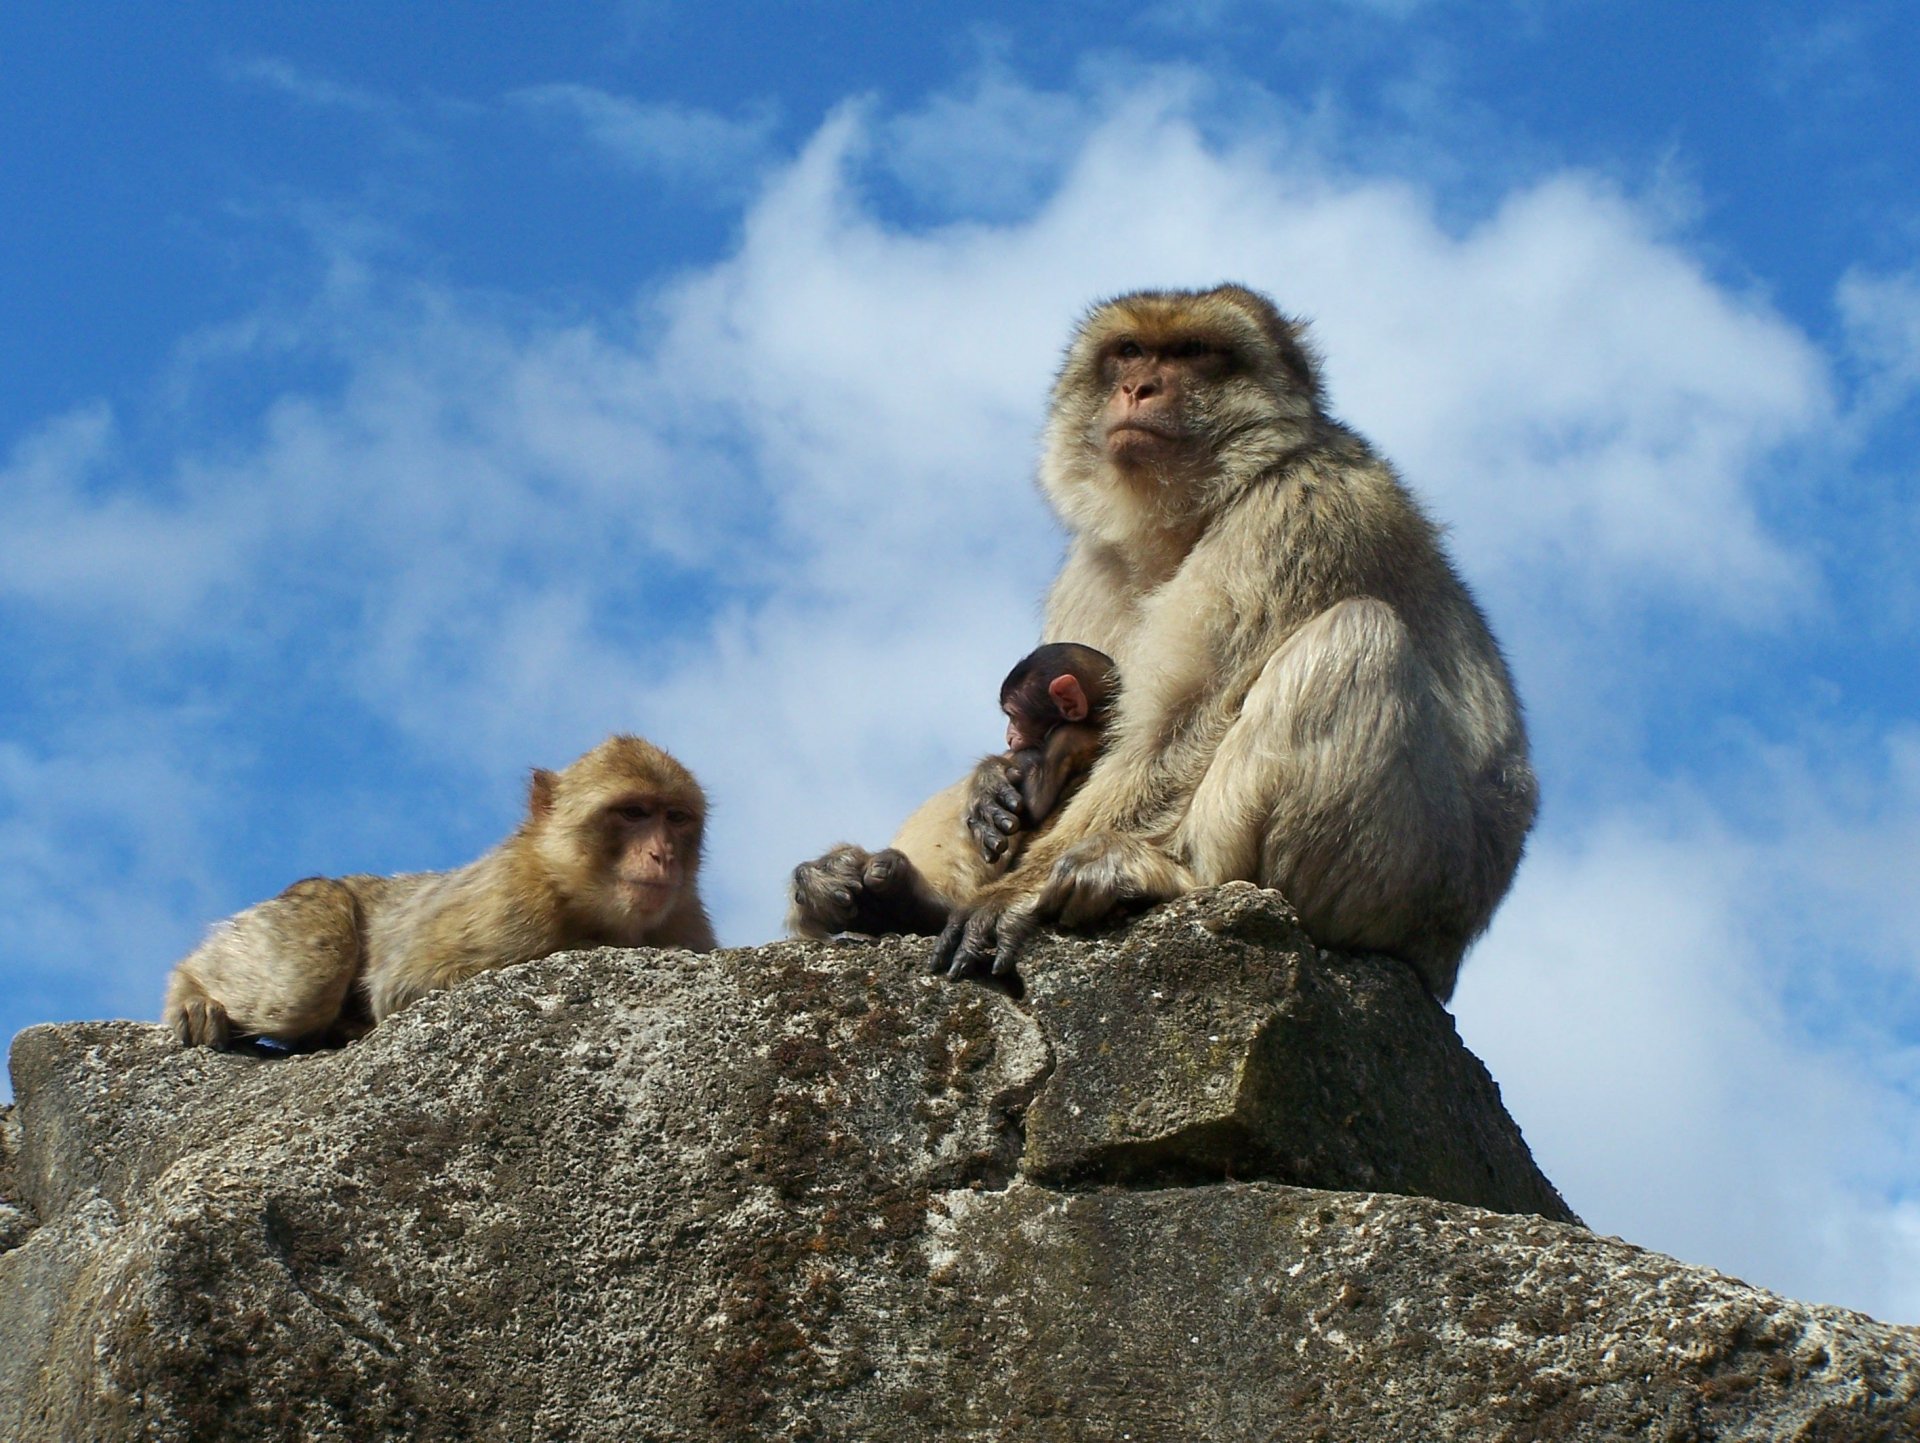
933, 668, 1213, 977
933, 745, 1202, 979
1020, 726, 1103, 825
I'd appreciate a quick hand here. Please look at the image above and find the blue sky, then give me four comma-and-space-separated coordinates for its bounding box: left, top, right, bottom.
5, 2, 1920, 1322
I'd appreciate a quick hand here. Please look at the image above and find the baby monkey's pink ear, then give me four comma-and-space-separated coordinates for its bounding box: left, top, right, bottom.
1047, 673, 1090, 722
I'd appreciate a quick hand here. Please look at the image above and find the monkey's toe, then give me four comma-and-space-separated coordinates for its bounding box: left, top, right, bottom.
177, 997, 233, 1050
933, 907, 1001, 979
862, 848, 913, 894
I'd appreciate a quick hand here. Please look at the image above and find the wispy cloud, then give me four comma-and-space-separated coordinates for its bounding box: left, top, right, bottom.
1456, 764, 1920, 1321
1839, 266, 1920, 412
225, 56, 399, 117
511, 84, 779, 195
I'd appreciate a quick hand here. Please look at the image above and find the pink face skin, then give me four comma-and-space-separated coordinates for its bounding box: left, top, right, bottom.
604, 796, 700, 922
1003, 672, 1090, 751
1099, 335, 1229, 467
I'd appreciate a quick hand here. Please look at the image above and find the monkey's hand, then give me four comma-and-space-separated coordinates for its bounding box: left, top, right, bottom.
1030, 830, 1194, 927
932, 833, 1192, 977
964, 754, 1031, 864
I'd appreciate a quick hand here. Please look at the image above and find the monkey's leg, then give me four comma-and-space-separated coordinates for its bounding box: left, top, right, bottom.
165, 878, 363, 1048
859, 849, 953, 934
1174, 597, 1472, 996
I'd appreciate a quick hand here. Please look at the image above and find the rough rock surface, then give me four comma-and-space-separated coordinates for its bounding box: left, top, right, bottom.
2, 884, 1915, 1441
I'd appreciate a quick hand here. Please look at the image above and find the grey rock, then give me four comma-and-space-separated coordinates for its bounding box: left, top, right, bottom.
0, 1102, 32, 1255
1017, 885, 1575, 1222
1, 884, 1913, 1441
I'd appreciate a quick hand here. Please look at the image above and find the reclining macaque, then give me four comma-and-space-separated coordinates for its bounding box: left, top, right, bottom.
786, 644, 1118, 940
165, 734, 715, 1051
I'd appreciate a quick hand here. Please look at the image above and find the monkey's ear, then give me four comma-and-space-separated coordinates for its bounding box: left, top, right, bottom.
1048, 673, 1090, 722
528, 768, 559, 819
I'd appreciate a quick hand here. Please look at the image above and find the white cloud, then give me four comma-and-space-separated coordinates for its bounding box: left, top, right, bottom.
876, 67, 1097, 218
0, 406, 260, 630
6, 81, 1830, 742
0, 731, 227, 1028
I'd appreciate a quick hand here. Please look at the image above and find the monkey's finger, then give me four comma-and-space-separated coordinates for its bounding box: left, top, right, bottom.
1040, 846, 1123, 923
945, 912, 1001, 979
991, 910, 1037, 976
930, 914, 970, 974
967, 818, 1008, 862
972, 801, 1020, 834
1046, 872, 1106, 929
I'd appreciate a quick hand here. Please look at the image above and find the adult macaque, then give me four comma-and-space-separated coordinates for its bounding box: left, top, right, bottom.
165, 734, 715, 1050
794, 284, 1536, 1002
786, 644, 1118, 943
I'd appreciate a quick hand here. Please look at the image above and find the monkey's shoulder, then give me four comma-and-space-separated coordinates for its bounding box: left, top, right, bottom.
1232, 427, 1438, 551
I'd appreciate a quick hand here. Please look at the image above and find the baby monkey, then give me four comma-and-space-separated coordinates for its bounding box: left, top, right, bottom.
971, 642, 1120, 864
165, 734, 715, 1052
787, 643, 1118, 944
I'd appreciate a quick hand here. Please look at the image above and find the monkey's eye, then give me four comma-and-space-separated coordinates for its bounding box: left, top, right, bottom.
613, 802, 657, 823
1114, 339, 1144, 360
665, 808, 695, 828
1168, 339, 1214, 360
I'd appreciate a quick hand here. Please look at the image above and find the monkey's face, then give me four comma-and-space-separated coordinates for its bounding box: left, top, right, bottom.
599, 795, 702, 925
1098, 335, 1232, 469
1003, 700, 1048, 752
1043, 290, 1321, 535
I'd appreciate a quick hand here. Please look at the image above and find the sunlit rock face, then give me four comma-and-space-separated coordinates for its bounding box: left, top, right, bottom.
4, 885, 1915, 1441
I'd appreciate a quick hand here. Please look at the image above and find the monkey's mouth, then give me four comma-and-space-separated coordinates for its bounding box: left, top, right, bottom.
621, 879, 676, 910
1107, 420, 1183, 447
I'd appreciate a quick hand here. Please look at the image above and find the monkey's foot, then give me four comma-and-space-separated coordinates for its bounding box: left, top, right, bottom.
171, 995, 233, 1050
789, 844, 950, 938
788, 844, 876, 937
931, 899, 1038, 981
